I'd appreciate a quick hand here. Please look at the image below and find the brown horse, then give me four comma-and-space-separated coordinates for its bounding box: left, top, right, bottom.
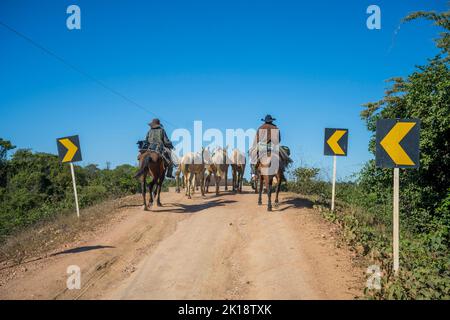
135, 151, 166, 211
256, 150, 284, 211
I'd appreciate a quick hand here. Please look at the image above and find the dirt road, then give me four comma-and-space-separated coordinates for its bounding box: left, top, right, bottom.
0, 188, 362, 300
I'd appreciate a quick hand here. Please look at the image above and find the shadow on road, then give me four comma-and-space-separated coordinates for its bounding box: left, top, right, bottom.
153, 199, 238, 214
50, 245, 115, 257
276, 197, 314, 212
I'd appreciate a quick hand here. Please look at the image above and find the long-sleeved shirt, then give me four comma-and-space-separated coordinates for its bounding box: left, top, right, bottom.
255, 123, 281, 145
145, 126, 174, 149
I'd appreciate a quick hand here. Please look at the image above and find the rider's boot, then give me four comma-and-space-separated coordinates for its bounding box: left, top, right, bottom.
166, 164, 175, 178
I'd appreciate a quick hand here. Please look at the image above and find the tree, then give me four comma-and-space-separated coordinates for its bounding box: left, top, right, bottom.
360, 9, 450, 234
403, 10, 450, 61
0, 138, 16, 188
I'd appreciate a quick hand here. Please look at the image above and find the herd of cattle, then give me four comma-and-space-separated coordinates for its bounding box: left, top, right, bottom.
175, 147, 247, 199
136, 144, 285, 211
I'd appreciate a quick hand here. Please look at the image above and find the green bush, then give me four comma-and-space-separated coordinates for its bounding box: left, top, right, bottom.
0, 144, 141, 240
287, 167, 330, 197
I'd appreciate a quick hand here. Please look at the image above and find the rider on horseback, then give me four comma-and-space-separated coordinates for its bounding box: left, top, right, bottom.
141, 118, 175, 178
251, 115, 280, 175
250, 114, 291, 176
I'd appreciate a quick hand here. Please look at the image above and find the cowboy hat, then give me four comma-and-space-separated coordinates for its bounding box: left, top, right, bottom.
261, 114, 276, 123
148, 118, 161, 128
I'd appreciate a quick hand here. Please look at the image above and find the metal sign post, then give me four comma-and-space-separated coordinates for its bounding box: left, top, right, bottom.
331, 156, 337, 212
57, 135, 82, 218
393, 167, 400, 273
70, 163, 80, 218
324, 128, 349, 211
376, 119, 420, 274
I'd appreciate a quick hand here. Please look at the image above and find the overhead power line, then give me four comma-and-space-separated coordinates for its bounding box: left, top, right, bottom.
0, 20, 178, 129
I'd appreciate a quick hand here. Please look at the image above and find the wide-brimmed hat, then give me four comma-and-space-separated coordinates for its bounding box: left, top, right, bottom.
148, 118, 161, 128
261, 114, 276, 123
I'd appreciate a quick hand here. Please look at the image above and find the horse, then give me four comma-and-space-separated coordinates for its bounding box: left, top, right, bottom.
135, 150, 166, 211
206, 147, 230, 196
179, 148, 210, 199
204, 163, 216, 194
231, 149, 246, 193
256, 147, 285, 211
175, 165, 184, 193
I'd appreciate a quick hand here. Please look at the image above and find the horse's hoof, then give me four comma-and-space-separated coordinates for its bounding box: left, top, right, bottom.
274, 202, 279, 208
267, 206, 273, 212
144, 207, 149, 211
258, 201, 262, 206
157, 202, 162, 207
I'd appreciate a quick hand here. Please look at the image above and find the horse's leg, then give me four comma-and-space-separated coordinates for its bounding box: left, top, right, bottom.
184, 174, 189, 196
200, 171, 205, 196
231, 167, 236, 192
141, 176, 148, 211
148, 178, 155, 208
191, 173, 196, 195
258, 174, 263, 206
238, 169, 243, 193
225, 167, 228, 191
215, 174, 220, 196
176, 172, 180, 193
274, 172, 282, 208
187, 172, 194, 199
267, 176, 273, 212
157, 176, 164, 207
192, 172, 198, 194
205, 174, 209, 194
207, 174, 211, 193
186, 173, 190, 198
231, 167, 235, 192
153, 183, 157, 199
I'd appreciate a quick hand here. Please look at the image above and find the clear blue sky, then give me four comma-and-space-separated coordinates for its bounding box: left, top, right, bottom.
0, 0, 446, 180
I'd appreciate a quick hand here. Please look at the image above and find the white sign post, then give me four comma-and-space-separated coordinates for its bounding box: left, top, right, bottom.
331, 155, 337, 211
393, 168, 400, 274
70, 163, 80, 218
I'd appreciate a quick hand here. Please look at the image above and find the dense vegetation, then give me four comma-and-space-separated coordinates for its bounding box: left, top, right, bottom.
288, 9, 450, 299
0, 140, 141, 241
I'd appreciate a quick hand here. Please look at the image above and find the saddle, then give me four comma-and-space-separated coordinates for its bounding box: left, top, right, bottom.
250, 143, 293, 171
136, 141, 171, 164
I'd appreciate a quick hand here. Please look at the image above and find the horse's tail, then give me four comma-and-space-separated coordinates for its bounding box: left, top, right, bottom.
135, 154, 152, 178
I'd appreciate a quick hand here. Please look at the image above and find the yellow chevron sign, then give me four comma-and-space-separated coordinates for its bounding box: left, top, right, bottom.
376, 119, 420, 168
327, 130, 346, 155
324, 128, 348, 156
56, 135, 82, 163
